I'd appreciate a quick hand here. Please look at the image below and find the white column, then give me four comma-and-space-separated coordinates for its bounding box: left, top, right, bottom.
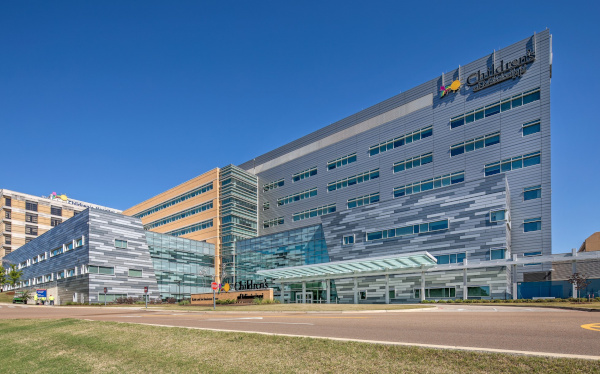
353, 278, 358, 304
385, 274, 390, 304
302, 281, 306, 304
279, 284, 285, 304
325, 280, 330, 304
572, 248, 578, 298
420, 269, 425, 302
512, 254, 518, 300
463, 266, 468, 300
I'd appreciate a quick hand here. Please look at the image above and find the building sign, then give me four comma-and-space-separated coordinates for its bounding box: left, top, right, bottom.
439, 80, 461, 98
36, 289, 47, 298
41, 192, 121, 213
234, 279, 269, 291
190, 289, 274, 306
466, 49, 536, 92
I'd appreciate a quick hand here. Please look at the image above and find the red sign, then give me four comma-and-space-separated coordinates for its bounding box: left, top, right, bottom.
103, 287, 107, 294
211, 282, 218, 291
144, 286, 148, 293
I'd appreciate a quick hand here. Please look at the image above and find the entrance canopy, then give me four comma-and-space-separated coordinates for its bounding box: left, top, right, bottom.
257, 251, 437, 281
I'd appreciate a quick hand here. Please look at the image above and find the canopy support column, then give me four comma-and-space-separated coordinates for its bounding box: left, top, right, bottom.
279, 284, 285, 304
326, 279, 330, 304
353, 277, 358, 304
385, 274, 390, 304
302, 281, 306, 304
463, 258, 468, 300
420, 266, 425, 302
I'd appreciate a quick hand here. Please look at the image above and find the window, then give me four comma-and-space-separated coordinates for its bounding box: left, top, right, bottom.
51, 247, 63, 257
88, 265, 115, 275
19, 261, 27, 269
25, 238, 33, 243
66, 268, 75, 277
278, 188, 317, 206
524, 251, 542, 257
5, 223, 11, 232
263, 202, 270, 211
292, 167, 318, 182
133, 182, 213, 219
292, 204, 336, 222
490, 210, 506, 222
342, 235, 355, 245
366, 219, 449, 241
347, 193, 379, 209
484, 151, 541, 176
524, 217, 541, 232
394, 171, 464, 198
98, 293, 127, 303
359, 291, 367, 300
25, 201, 38, 212
393, 152, 433, 173
450, 88, 541, 129
468, 286, 490, 297
450, 132, 500, 157
51, 218, 62, 227
167, 219, 213, 237
327, 153, 357, 170
44, 274, 53, 282
115, 239, 128, 249
5, 197, 11, 207
25, 225, 38, 236
369, 126, 433, 156
32, 256, 38, 264
490, 248, 506, 260
25, 213, 38, 223
57, 270, 65, 280
143, 200, 214, 230
524, 185, 541, 201
4, 235, 11, 245
414, 287, 456, 299
65, 242, 74, 251
263, 217, 284, 228
5, 210, 11, 219
435, 252, 466, 264
51, 206, 62, 216
263, 179, 285, 192
522, 120, 541, 136
75, 238, 84, 247
327, 169, 379, 192
389, 288, 396, 300
128, 269, 143, 277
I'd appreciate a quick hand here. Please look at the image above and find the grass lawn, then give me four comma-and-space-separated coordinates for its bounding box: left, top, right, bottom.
0, 291, 15, 303
0, 319, 598, 374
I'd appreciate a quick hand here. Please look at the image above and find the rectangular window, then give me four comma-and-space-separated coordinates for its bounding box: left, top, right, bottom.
292, 167, 318, 182
25, 225, 38, 236
57, 270, 65, 280
414, 287, 456, 299
524, 217, 541, 232
435, 252, 465, 264
347, 193, 379, 209
98, 294, 127, 303
524, 251, 542, 257
292, 204, 336, 222
25, 201, 38, 211
523, 120, 541, 136
128, 269, 143, 277
143, 200, 214, 230
263, 202, 270, 211
133, 182, 214, 219
5, 210, 11, 219
278, 188, 317, 206
366, 219, 449, 242
25, 213, 38, 223
450, 88, 541, 129
359, 291, 367, 300
327, 153, 357, 170
451, 132, 500, 157
468, 286, 491, 297
490, 210, 506, 222
327, 169, 379, 192
369, 126, 432, 156
263, 217, 284, 229
4, 235, 11, 245
393, 152, 433, 173
115, 239, 128, 249
490, 248, 506, 260
51, 247, 63, 256
524, 185, 541, 201
51, 206, 62, 216
75, 238, 84, 247
167, 219, 213, 237
484, 151, 540, 176
25, 238, 33, 244
263, 178, 285, 192
51, 218, 62, 227
5, 223, 11, 232
5, 197, 11, 207
88, 265, 115, 275
394, 171, 464, 198
342, 235, 355, 245
66, 268, 75, 277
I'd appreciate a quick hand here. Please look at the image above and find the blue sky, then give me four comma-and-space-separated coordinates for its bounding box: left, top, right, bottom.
1, 1, 598, 253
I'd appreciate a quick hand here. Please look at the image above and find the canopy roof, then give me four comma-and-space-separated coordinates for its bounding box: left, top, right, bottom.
256, 251, 437, 281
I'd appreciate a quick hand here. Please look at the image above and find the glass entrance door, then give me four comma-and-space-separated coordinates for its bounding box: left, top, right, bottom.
295, 292, 313, 303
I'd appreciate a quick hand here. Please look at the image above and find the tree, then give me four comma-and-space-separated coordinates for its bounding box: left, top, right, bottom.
7, 264, 23, 289
0, 265, 6, 291
568, 272, 592, 300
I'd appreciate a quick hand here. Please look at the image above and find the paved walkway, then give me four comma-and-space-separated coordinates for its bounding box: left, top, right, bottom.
1, 303, 599, 359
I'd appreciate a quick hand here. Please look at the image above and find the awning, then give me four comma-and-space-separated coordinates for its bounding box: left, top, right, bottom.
256, 251, 437, 281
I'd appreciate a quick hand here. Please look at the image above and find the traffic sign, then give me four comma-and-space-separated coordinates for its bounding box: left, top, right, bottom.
211, 282, 218, 291
144, 286, 148, 294
103, 287, 107, 294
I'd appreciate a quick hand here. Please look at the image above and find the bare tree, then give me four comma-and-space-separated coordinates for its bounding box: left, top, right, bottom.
568, 272, 592, 300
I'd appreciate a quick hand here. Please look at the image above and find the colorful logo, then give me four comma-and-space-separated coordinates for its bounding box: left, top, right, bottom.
218, 283, 230, 294
439, 80, 461, 98
50, 192, 68, 201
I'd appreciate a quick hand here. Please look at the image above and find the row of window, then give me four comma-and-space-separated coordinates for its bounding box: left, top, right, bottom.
365, 219, 449, 241
263, 217, 284, 229
413, 286, 491, 299
327, 169, 379, 192
263, 178, 285, 192
450, 131, 500, 157
484, 151, 541, 176
347, 193, 380, 209
393, 152, 433, 173
450, 88, 541, 129
292, 167, 317, 182
133, 181, 214, 219
393, 171, 465, 198
277, 188, 317, 206
369, 126, 433, 156
292, 204, 337, 222
327, 153, 357, 170
143, 200, 214, 230
18, 237, 86, 269
17, 265, 144, 289
167, 219, 214, 237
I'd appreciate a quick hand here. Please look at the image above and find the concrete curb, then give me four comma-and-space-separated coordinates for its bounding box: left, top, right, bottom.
436, 303, 600, 312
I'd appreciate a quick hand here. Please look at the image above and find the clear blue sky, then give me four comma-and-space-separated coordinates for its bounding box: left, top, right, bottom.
1, 1, 598, 253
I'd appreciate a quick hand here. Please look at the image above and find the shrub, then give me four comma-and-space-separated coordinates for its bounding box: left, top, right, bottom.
165, 297, 176, 304
216, 299, 236, 305
178, 299, 190, 306
252, 298, 280, 305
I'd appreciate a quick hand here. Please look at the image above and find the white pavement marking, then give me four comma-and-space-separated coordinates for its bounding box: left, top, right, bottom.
207, 317, 264, 321
106, 321, 600, 361
223, 321, 314, 326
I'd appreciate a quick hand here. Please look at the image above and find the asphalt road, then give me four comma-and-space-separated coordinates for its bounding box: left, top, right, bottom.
1, 303, 599, 359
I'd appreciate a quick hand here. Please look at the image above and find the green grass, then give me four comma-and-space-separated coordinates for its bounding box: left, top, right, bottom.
0, 291, 15, 303
0, 319, 597, 374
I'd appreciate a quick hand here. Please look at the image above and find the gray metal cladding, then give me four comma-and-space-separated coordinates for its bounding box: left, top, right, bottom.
244, 31, 551, 284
